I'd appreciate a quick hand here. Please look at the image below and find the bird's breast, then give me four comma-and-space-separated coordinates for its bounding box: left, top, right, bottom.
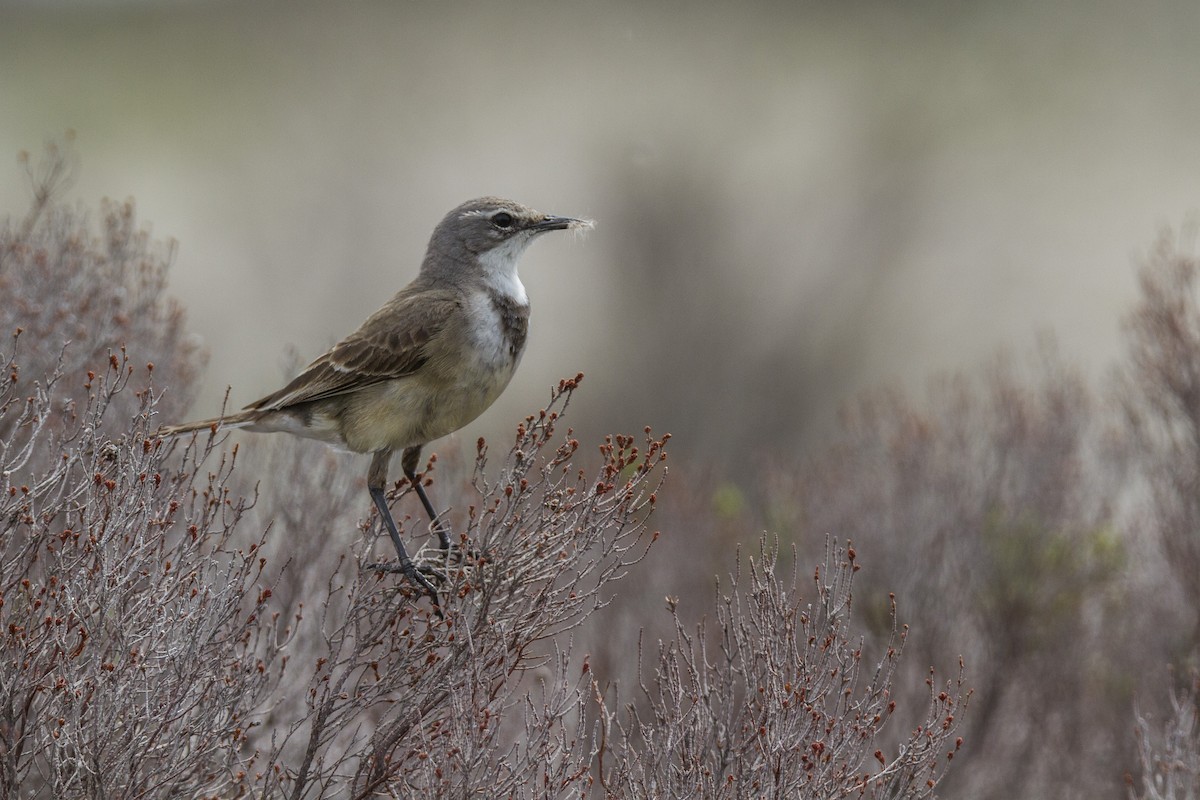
423, 287, 529, 427
459, 288, 529, 389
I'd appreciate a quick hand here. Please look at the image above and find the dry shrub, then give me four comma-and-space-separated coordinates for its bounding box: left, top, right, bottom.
0, 135, 204, 451
0, 341, 279, 796
1128, 674, 1200, 800
1117, 227, 1200, 650
595, 539, 966, 799
233, 377, 668, 798
770, 342, 1127, 799
0, 140, 965, 798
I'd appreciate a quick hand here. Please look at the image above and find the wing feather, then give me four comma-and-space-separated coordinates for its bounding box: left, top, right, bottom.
245, 290, 460, 412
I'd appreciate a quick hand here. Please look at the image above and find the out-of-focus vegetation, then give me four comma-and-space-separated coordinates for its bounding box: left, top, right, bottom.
578, 207, 1200, 795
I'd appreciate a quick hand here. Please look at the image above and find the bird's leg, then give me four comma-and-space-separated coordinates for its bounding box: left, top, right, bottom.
401, 445, 452, 551
367, 450, 443, 617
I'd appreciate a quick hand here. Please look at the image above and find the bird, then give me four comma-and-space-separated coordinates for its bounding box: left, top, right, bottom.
159, 197, 592, 613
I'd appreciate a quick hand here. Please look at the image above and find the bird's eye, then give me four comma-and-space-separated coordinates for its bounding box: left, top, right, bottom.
490, 212, 515, 229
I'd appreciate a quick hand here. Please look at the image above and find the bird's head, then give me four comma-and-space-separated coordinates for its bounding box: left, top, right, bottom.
424, 197, 593, 287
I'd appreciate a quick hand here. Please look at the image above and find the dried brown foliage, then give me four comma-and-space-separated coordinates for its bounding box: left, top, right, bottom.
595, 539, 965, 799
0, 348, 282, 797
738, 227, 1200, 799
233, 378, 669, 798
1117, 227, 1200, 646
0, 141, 966, 799
774, 345, 1127, 798
1128, 675, 1200, 800
0, 135, 204, 453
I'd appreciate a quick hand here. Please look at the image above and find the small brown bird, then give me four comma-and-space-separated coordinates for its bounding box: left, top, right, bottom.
160, 197, 592, 612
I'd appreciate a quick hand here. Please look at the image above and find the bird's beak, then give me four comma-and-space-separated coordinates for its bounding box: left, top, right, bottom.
530, 215, 593, 233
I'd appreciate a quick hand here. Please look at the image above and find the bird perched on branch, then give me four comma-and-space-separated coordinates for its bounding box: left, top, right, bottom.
160, 197, 592, 614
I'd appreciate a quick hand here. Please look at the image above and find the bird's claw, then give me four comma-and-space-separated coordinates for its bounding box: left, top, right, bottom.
367, 559, 446, 617
436, 542, 486, 565
367, 558, 447, 583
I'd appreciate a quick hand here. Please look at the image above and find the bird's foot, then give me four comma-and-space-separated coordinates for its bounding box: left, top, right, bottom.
434, 541, 487, 565
463, 546, 490, 564
367, 559, 446, 579
366, 558, 446, 617
426, 526, 487, 564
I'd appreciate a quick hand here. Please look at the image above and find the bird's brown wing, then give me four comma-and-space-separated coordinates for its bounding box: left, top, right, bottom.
245, 290, 461, 412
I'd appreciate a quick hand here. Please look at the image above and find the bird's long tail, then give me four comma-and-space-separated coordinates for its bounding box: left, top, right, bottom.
157, 409, 259, 438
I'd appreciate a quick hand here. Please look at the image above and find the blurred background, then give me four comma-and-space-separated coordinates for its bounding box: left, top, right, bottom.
4, 0, 1198, 472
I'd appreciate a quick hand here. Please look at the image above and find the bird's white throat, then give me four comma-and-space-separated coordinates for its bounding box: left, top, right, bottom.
477, 234, 532, 305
